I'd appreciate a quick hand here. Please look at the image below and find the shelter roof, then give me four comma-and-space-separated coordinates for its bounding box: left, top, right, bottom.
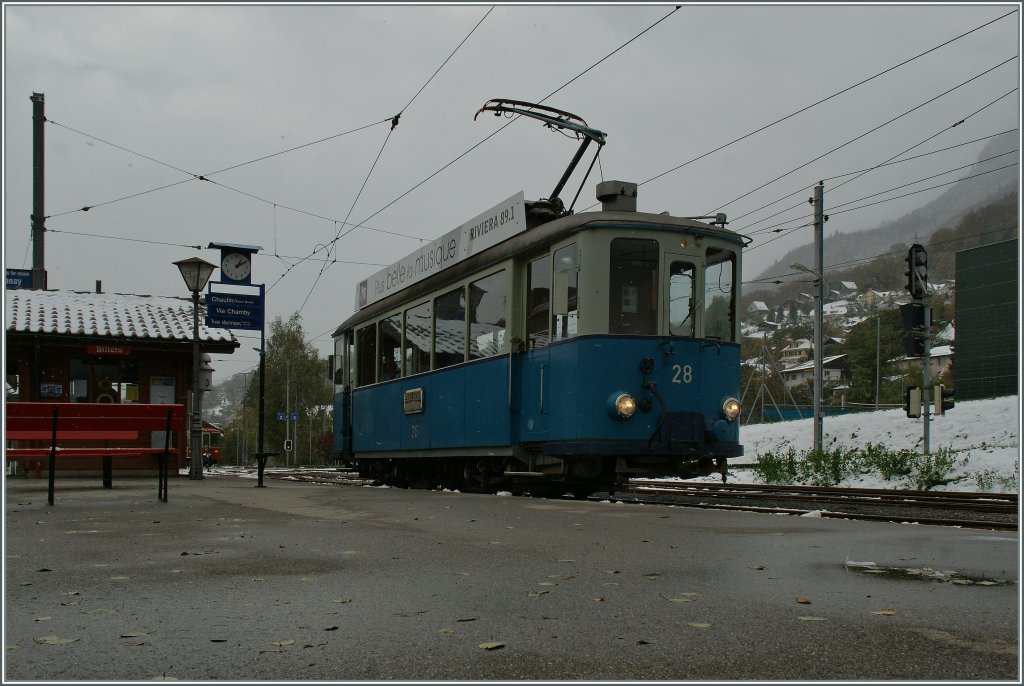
5, 289, 238, 346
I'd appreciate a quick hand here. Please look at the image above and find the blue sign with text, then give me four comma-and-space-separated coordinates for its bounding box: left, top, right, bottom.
205, 291, 264, 331
6, 269, 32, 289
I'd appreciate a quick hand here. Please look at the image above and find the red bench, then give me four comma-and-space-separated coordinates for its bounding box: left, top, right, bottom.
5, 402, 186, 505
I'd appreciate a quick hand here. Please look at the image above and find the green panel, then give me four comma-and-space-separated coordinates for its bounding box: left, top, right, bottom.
954, 239, 1018, 400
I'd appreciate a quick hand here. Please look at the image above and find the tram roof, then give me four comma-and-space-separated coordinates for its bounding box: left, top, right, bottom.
335, 206, 746, 336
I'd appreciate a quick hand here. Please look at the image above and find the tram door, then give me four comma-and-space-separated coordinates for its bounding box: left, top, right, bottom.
520, 254, 551, 440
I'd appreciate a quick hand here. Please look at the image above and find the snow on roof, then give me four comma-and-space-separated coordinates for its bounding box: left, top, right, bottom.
840, 281, 857, 290
5, 289, 238, 345
782, 358, 847, 372
748, 300, 769, 312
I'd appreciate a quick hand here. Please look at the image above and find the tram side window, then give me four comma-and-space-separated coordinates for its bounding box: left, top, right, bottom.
468, 270, 507, 360
552, 243, 578, 342
355, 324, 377, 387
526, 255, 550, 349
609, 238, 659, 335
704, 248, 736, 341
379, 313, 402, 381
669, 261, 696, 337
434, 287, 466, 369
403, 301, 431, 376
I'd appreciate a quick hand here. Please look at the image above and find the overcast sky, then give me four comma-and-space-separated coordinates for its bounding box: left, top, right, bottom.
3, 3, 1020, 382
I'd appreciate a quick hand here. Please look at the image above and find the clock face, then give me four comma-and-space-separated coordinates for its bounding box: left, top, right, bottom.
221, 252, 252, 282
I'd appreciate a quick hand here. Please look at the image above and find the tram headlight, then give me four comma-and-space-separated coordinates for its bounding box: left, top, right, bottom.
608, 392, 637, 420
722, 397, 741, 422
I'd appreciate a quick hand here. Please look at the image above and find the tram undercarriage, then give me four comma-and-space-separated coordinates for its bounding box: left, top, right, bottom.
351, 450, 728, 497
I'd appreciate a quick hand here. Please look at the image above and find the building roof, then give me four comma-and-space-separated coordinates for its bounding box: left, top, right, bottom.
782, 354, 847, 374
5, 289, 238, 345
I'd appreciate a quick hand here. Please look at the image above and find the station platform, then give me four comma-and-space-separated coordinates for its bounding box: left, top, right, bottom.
4, 472, 1018, 681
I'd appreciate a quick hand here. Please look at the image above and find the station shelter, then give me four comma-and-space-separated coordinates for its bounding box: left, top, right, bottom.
4, 288, 238, 475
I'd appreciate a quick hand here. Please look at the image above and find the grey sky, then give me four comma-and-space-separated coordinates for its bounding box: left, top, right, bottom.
3, 3, 1020, 382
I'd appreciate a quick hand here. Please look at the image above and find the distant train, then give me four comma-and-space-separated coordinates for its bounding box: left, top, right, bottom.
329, 102, 746, 496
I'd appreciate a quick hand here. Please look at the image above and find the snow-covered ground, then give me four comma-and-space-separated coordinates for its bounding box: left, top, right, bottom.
722, 394, 1020, 493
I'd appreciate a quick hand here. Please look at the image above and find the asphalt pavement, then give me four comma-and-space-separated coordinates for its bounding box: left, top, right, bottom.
3, 471, 1019, 681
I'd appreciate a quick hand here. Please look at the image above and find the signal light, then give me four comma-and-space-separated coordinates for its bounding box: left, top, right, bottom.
904, 244, 929, 300
933, 385, 955, 415
904, 386, 922, 418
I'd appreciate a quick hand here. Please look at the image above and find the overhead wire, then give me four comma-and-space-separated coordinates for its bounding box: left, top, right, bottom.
743, 152, 1018, 238
268, 6, 496, 298
342, 6, 681, 240
729, 127, 1018, 227
704, 57, 1017, 217
745, 224, 1017, 286
574, 8, 1017, 213
743, 161, 1018, 246
44, 116, 395, 219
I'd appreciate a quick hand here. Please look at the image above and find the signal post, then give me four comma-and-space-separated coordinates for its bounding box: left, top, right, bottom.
900, 243, 953, 454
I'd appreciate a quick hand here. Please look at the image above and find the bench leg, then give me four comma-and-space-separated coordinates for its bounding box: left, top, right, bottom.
158, 455, 168, 503
102, 457, 113, 489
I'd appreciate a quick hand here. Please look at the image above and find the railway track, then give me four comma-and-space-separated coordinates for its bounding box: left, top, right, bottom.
621, 480, 1019, 531
232, 467, 1018, 531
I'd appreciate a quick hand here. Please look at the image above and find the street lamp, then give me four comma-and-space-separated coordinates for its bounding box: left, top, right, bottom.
174, 256, 216, 480
791, 262, 825, 453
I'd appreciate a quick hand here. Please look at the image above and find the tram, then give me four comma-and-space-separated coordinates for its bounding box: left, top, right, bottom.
330, 101, 745, 495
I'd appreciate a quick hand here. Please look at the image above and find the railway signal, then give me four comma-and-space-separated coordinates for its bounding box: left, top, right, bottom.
933, 385, 955, 415
904, 244, 929, 300
904, 386, 922, 419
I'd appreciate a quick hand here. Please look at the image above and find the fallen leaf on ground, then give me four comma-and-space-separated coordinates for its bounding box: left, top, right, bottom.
438, 628, 455, 634
687, 622, 712, 628
478, 642, 505, 650
456, 617, 477, 622
34, 635, 78, 645
330, 597, 353, 604
795, 596, 812, 604
120, 632, 147, 638
870, 609, 897, 616
270, 639, 295, 647
797, 616, 827, 621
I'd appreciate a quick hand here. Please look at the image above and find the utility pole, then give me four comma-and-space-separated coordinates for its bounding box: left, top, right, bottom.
31, 93, 46, 290
811, 181, 825, 453
875, 312, 881, 410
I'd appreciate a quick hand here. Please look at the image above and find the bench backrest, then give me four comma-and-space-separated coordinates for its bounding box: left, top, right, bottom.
6, 403, 187, 436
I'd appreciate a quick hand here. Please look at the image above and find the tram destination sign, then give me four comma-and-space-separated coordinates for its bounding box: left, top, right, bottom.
356, 191, 526, 310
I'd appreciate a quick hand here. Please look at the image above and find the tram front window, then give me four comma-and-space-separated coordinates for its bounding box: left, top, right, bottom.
609, 238, 658, 335
668, 261, 696, 337
704, 248, 736, 341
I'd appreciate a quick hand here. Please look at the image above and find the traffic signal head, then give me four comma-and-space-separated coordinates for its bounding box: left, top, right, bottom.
933, 385, 954, 415
904, 244, 928, 300
904, 386, 922, 418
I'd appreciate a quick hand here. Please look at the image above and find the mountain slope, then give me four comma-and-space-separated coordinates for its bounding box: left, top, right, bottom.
750, 132, 1018, 288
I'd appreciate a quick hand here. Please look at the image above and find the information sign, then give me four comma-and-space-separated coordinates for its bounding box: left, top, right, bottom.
205, 291, 264, 331
355, 192, 526, 309
6, 269, 32, 289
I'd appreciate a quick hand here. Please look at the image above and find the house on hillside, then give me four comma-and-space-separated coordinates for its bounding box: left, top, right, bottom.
780, 354, 847, 389
779, 338, 812, 366
889, 344, 954, 378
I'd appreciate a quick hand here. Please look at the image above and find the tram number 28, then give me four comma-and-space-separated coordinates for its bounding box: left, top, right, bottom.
671, 364, 693, 384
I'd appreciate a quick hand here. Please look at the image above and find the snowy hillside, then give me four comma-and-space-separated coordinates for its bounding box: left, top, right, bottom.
726, 395, 1019, 493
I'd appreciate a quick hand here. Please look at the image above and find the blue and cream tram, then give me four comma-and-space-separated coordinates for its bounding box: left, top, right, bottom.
331, 177, 746, 496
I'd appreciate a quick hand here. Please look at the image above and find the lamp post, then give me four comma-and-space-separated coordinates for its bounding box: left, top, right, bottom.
174, 256, 216, 480
791, 262, 825, 453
